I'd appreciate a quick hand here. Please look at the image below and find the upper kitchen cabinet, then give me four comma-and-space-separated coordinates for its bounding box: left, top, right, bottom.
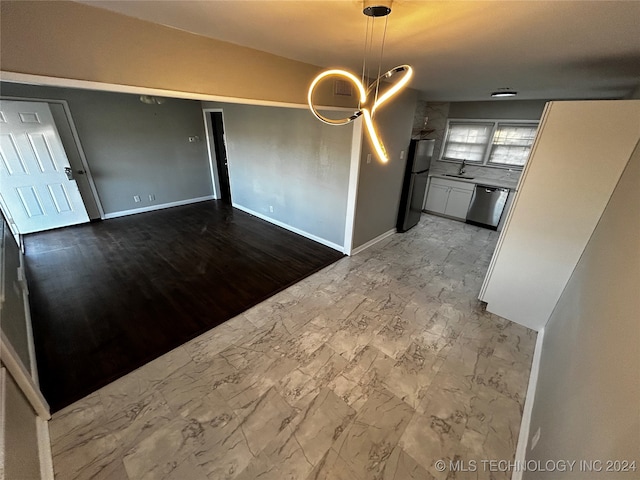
480, 100, 640, 331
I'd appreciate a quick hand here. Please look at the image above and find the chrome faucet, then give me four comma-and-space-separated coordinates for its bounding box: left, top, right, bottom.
458, 159, 466, 175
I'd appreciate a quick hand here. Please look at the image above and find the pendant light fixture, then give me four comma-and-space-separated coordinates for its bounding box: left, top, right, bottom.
307, 0, 413, 164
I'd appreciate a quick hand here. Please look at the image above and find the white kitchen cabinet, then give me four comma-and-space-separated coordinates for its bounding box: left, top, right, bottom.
445, 187, 474, 219
424, 177, 474, 220
424, 182, 448, 213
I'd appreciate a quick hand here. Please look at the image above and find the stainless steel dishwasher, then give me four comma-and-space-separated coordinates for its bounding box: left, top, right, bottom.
466, 185, 510, 230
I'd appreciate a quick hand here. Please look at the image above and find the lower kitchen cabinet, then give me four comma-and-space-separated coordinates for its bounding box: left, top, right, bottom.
424, 177, 475, 220
424, 182, 449, 213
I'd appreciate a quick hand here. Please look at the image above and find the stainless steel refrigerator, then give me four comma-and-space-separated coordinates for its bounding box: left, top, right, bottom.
397, 139, 435, 232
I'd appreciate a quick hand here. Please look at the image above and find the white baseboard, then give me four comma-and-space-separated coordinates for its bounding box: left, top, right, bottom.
231, 203, 344, 253
102, 195, 215, 219
512, 327, 545, 480
350, 228, 396, 256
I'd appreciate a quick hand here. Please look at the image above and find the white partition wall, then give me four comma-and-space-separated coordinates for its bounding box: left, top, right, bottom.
479, 100, 640, 331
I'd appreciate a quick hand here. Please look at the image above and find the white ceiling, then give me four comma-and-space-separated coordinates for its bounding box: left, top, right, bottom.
81, 0, 640, 101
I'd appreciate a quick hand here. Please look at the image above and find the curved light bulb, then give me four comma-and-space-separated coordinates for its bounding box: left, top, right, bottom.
307, 65, 412, 164
370, 65, 413, 115
307, 69, 366, 125
362, 109, 388, 163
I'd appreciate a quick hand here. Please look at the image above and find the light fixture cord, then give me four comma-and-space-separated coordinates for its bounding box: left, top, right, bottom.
361, 14, 372, 107
373, 14, 389, 118
367, 16, 376, 96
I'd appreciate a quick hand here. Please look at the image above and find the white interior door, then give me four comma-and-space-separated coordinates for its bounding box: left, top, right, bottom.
0, 100, 89, 234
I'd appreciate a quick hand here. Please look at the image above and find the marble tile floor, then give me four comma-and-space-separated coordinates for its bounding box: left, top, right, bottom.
50, 214, 537, 480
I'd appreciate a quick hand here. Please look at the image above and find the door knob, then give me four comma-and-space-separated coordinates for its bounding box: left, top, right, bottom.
64, 167, 74, 180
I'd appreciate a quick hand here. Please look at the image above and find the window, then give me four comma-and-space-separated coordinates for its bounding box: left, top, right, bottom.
441, 122, 493, 163
441, 120, 538, 169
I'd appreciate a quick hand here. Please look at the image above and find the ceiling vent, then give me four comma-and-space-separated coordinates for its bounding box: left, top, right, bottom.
334, 79, 354, 96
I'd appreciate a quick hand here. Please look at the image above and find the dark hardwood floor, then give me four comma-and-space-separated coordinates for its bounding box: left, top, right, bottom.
24, 201, 344, 412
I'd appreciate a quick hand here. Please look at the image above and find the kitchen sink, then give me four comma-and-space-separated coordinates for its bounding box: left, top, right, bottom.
443, 174, 475, 179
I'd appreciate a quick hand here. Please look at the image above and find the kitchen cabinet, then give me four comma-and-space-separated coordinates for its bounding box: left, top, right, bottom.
423, 182, 448, 213
424, 177, 475, 220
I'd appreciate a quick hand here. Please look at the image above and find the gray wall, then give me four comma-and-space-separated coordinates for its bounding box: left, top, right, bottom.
0, 217, 31, 371
203, 102, 353, 248
627, 82, 640, 99
1, 82, 212, 215
523, 141, 639, 478
352, 88, 419, 247
3, 371, 42, 480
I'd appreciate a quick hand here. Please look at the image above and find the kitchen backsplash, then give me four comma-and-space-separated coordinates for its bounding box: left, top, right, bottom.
412, 101, 449, 157
411, 100, 523, 185
429, 161, 521, 184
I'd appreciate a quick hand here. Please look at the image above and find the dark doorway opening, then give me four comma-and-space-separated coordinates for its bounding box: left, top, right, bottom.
211, 112, 232, 204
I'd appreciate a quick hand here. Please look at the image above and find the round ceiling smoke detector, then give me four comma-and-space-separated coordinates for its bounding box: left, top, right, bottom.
363, 0, 392, 17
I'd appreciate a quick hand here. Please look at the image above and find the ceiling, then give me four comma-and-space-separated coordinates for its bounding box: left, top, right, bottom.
80, 0, 640, 102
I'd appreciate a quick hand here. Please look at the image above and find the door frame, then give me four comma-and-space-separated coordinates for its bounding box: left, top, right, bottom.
202, 108, 231, 202
0, 96, 106, 220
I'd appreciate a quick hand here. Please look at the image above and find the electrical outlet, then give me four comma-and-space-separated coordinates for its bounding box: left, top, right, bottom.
530, 427, 541, 451
133, 195, 141, 203
367, 153, 372, 164
269, 205, 274, 213
149, 194, 155, 201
